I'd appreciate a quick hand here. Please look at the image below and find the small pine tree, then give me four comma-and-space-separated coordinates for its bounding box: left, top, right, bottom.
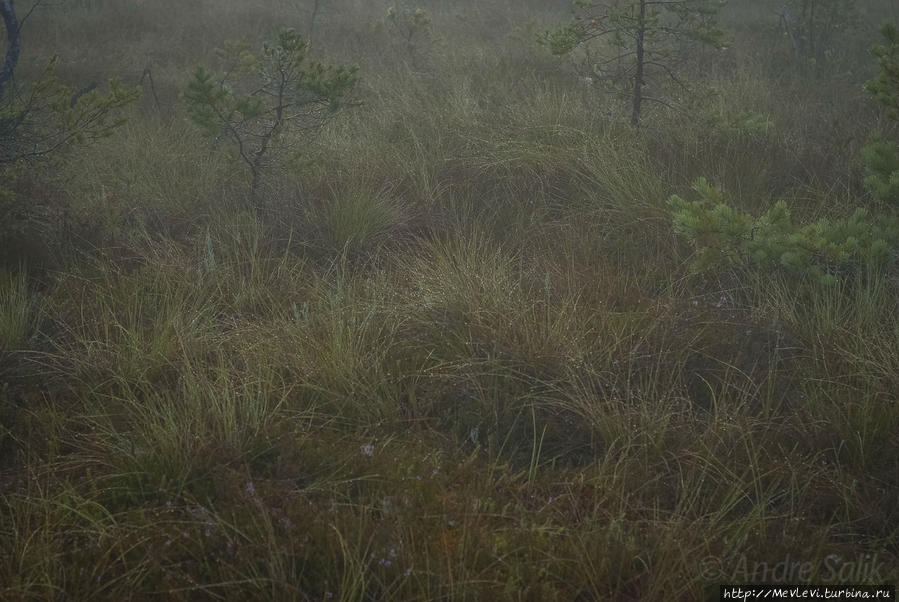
1, 0, 139, 168
385, 5, 435, 70
863, 22, 899, 208
0, 57, 138, 167
860, 137, 899, 207
543, 0, 728, 125
668, 178, 899, 285
183, 28, 358, 210
1, 0, 139, 261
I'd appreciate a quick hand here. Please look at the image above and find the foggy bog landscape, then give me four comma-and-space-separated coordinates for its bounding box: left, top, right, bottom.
1, 0, 898, 600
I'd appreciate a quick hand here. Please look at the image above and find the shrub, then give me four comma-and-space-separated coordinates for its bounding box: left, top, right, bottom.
1, 0, 138, 267
668, 178, 899, 285
863, 22, 899, 207
861, 136, 899, 207
865, 22, 899, 122
384, 5, 435, 70
542, 0, 727, 125
183, 28, 358, 210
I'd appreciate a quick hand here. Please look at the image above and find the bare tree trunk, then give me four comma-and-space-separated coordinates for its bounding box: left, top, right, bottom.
808, 0, 816, 59
0, 0, 21, 102
308, 0, 322, 42
631, 0, 646, 126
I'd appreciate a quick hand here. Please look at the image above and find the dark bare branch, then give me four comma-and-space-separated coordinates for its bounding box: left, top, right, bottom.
0, 0, 21, 101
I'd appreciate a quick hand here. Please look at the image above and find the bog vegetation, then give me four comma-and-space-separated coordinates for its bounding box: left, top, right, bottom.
1, 0, 897, 600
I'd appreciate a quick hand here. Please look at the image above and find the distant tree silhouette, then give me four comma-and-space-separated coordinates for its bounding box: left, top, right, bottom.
544, 0, 727, 125
0, 0, 21, 101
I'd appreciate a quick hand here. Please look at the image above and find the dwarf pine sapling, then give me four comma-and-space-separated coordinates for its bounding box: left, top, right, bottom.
1, 0, 139, 248
183, 28, 358, 209
543, 0, 728, 125
668, 178, 898, 285
862, 22, 899, 208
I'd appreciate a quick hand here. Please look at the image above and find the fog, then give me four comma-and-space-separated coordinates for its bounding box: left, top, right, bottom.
2, 1, 897, 599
